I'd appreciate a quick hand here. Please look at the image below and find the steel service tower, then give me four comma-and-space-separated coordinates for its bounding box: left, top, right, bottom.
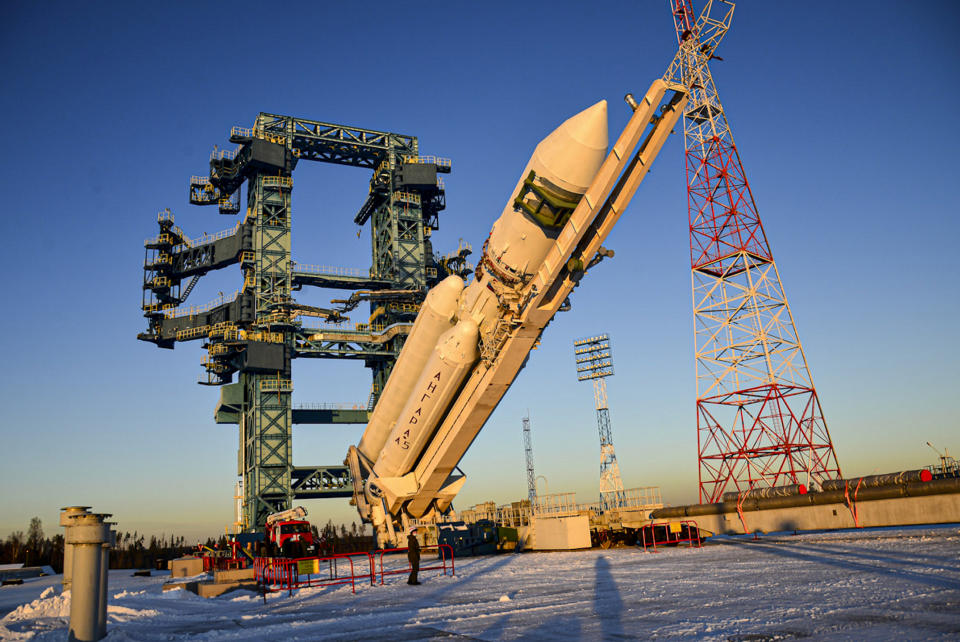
138, 114, 465, 532
574, 334, 626, 510
665, 0, 842, 501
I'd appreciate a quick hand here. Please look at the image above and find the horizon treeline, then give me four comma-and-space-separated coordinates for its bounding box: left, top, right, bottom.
1, 517, 373, 572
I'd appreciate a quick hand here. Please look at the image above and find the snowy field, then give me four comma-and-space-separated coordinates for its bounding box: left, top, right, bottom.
1, 525, 958, 640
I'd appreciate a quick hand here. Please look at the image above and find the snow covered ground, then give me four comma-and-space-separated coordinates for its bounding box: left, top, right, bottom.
1, 525, 958, 640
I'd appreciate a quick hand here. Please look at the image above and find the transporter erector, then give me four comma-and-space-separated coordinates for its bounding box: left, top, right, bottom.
347, 79, 688, 546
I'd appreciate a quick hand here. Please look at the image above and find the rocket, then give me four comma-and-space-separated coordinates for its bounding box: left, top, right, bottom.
347, 79, 688, 545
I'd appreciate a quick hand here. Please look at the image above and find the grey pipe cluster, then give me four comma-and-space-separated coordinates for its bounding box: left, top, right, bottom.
60, 506, 115, 642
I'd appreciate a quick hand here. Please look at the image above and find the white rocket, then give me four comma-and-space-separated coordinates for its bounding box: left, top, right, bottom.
347, 79, 688, 545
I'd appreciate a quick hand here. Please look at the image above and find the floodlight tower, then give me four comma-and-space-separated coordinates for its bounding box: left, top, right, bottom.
521, 413, 537, 503
574, 334, 625, 510
664, 0, 842, 502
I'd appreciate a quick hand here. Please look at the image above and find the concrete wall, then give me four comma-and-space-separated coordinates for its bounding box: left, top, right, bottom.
690, 493, 960, 535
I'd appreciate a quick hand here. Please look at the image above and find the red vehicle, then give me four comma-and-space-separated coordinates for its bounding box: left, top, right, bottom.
264, 506, 317, 558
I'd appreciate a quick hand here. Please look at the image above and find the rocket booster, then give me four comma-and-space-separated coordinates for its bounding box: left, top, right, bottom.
350, 79, 688, 544
356, 275, 463, 464
374, 319, 479, 479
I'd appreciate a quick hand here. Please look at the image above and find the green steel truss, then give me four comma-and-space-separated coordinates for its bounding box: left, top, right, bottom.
254, 113, 416, 168
242, 174, 294, 527
139, 113, 466, 531
242, 372, 293, 526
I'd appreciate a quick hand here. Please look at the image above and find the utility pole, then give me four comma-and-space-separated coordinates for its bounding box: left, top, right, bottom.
522, 413, 537, 503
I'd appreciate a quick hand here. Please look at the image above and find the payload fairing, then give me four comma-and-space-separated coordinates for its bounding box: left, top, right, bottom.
347, 79, 688, 545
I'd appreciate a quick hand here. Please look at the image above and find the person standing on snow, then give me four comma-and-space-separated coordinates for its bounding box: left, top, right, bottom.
407, 526, 421, 585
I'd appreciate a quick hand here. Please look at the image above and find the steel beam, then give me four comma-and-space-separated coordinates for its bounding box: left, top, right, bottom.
291, 466, 353, 499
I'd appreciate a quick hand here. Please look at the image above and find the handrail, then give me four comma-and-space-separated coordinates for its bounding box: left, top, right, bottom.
376, 545, 454, 585
294, 402, 367, 411
291, 262, 370, 278
402, 155, 452, 168
640, 520, 702, 553
163, 290, 240, 319
261, 176, 292, 188
210, 146, 241, 162
177, 222, 241, 249
175, 325, 210, 341
304, 322, 388, 335
254, 552, 375, 596
260, 377, 293, 392
301, 322, 413, 343
232, 125, 286, 145
218, 195, 240, 211
393, 191, 421, 206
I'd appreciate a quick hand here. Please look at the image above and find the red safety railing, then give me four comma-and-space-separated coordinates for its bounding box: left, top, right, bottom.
640, 520, 702, 552
254, 552, 375, 595
376, 545, 455, 585
253, 546, 455, 596
201, 554, 246, 572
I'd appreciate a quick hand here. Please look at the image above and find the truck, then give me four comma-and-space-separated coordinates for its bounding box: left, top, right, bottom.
264, 506, 317, 558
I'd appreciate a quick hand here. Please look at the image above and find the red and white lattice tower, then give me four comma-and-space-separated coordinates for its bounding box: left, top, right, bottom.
664, 0, 842, 502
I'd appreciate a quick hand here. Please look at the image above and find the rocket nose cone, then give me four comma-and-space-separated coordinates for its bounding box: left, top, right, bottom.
533, 100, 609, 195
434, 274, 465, 296
563, 100, 608, 152
424, 273, 465, 317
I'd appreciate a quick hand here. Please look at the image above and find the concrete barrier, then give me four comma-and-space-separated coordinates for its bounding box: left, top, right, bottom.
213, 568, 255, 583
652, 477, 960, 535
196, 580, 259, 598
170, 557, 204, 578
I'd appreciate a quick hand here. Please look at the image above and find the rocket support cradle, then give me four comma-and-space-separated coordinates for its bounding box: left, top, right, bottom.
347, 79, 688, 545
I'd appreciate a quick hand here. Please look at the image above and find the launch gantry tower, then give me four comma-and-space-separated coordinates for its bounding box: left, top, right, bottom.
574, 334, 626, 511
664, 0, 842, 502
139, 114, 471, 530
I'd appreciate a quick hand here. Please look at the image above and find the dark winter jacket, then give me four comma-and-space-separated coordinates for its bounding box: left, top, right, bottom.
407, 533, 421, 563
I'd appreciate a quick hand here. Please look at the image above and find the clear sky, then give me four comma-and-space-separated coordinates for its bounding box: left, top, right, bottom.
1, 1, 958, 540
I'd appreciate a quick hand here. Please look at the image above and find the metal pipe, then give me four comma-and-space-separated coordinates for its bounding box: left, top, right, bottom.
59, 506, 91, 590
720, 483, 807, 503
66, 512, 110, 642
96, 525, 116, 638
819, 469, 932, 492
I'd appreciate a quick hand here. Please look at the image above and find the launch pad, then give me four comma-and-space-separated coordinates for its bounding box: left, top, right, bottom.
134, 0, 954, 548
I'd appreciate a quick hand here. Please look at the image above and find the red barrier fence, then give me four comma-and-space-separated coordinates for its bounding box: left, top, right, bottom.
253, 545, 455, 595
201, 554, 246, 572
640, 520, 702, 552
255, 552, 374, 595
377, 545, 455, 585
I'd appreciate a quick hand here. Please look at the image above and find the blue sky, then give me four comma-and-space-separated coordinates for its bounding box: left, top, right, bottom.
1, 1, 957, 539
